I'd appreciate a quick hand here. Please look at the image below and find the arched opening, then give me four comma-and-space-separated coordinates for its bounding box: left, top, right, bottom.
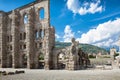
23, 44, 26, 49
8, 55, 12, 68
22, 54, 27, 68
35, 30, 39, 39
39, 8, 45, 20
57, 52, 66, 69
10, 45, 12, 51
23, 32, 26, 40
39, 29, 42, 38
38, 53, 44, 69
36, 32, 39, 39
35, 30, 44, 39
7, 35, 12, 42
20, 33, 22, 40
24, 14, 28, 24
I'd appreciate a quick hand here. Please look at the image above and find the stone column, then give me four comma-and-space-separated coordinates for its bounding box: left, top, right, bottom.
68, 38, 79, 70
110, 48, 117, 69
44, 27, 53, 70
11, 10, 19, 68
0, 11, 7, 68
26, 9, 35, 69
44, 29, 50, 69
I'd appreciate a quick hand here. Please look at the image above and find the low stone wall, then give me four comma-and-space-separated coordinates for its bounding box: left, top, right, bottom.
0, 70, 25, 76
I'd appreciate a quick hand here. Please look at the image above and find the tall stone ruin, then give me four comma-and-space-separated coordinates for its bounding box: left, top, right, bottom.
0, 0, 55, 69
0, 0, 90, 70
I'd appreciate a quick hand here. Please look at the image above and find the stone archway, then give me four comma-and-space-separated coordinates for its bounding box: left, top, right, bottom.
57, 52, 66, 69
38, 52, 44, 69
22, 54, 27, 68
7, 55, 12, 68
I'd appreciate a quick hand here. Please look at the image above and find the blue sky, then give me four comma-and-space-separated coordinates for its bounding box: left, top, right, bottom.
0, 0, 120, 48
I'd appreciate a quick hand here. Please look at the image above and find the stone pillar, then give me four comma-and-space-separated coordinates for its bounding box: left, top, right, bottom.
26, 9, 35, 69
44, 27, 54, 70
44, 28, 51, 69
110, 48, 117, 69
68, 38, 79, 70
11, 10, 19, 68
68, 55, 78, 70
0, 11, 7, 68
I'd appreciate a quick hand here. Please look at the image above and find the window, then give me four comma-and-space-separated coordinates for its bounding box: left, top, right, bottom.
20, 33, 22, 40
36, 32, 39, 39
35, 31, 39, 39
8, 45, 12, 51
23, 32, 26, 40
39, 43, 42, 48
7, 36, 9, 42
39, 29, 42, 38
10, 45, 12, 50
24, 44, 26, 49
7, 35, 12, 42
39, 8, 45, 20
24, 14, 28, 24
35, 43, 37, 48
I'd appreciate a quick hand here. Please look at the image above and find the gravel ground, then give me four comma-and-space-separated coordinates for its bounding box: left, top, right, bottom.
0, 68, 120, 80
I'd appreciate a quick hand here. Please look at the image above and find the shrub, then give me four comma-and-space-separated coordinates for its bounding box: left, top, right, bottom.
89, 55, 96, 58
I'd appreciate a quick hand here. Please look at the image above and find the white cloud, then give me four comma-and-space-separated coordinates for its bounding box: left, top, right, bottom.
77, 30, 81, 34
66, 0, 103, 15
76, 18, 120, 47
55, 34, 60, 39
93, 39, 114, 47
63, 25, 74, 42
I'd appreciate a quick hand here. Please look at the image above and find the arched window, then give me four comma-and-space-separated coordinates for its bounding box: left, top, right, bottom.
23, 44, 26, 49
24, 14, 28, 24
35, 31, 39, 39
22, 54, 27, 68
39, 29, 42, 38
23, 32, 26, 40
10, 45, 12, 51
39, 43, 42, 48
20, 33, 22, 40
39, 8, 45, 20
10, 35, 12, 42
7, 36, 9, 42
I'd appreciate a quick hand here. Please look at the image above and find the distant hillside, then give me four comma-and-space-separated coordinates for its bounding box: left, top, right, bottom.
55, 42, 108, 54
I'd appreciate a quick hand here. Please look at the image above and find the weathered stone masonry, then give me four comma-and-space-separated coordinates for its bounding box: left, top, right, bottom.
0, 0, 54, 69
0, 0, 90, 70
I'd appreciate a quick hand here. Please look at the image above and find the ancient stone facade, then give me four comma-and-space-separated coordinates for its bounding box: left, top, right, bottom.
0, 0, 90, 70
53, 38, 90, 70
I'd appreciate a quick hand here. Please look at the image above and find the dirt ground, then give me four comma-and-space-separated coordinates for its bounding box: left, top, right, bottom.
0, 68, 120, 80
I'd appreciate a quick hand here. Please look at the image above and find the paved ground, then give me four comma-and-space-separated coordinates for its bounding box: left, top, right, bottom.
0, 68, 120, 80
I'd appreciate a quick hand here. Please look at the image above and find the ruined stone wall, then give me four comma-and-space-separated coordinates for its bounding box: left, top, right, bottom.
0, 0, 54, 69
0, 11, 8, 68
0, 0, 90, 70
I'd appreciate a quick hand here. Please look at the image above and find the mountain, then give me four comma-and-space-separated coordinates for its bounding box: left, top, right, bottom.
102, 45, 119, 52
55, 41, 108, 54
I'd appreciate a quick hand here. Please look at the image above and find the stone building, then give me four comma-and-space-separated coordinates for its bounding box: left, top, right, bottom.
0, 0, 90, 70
